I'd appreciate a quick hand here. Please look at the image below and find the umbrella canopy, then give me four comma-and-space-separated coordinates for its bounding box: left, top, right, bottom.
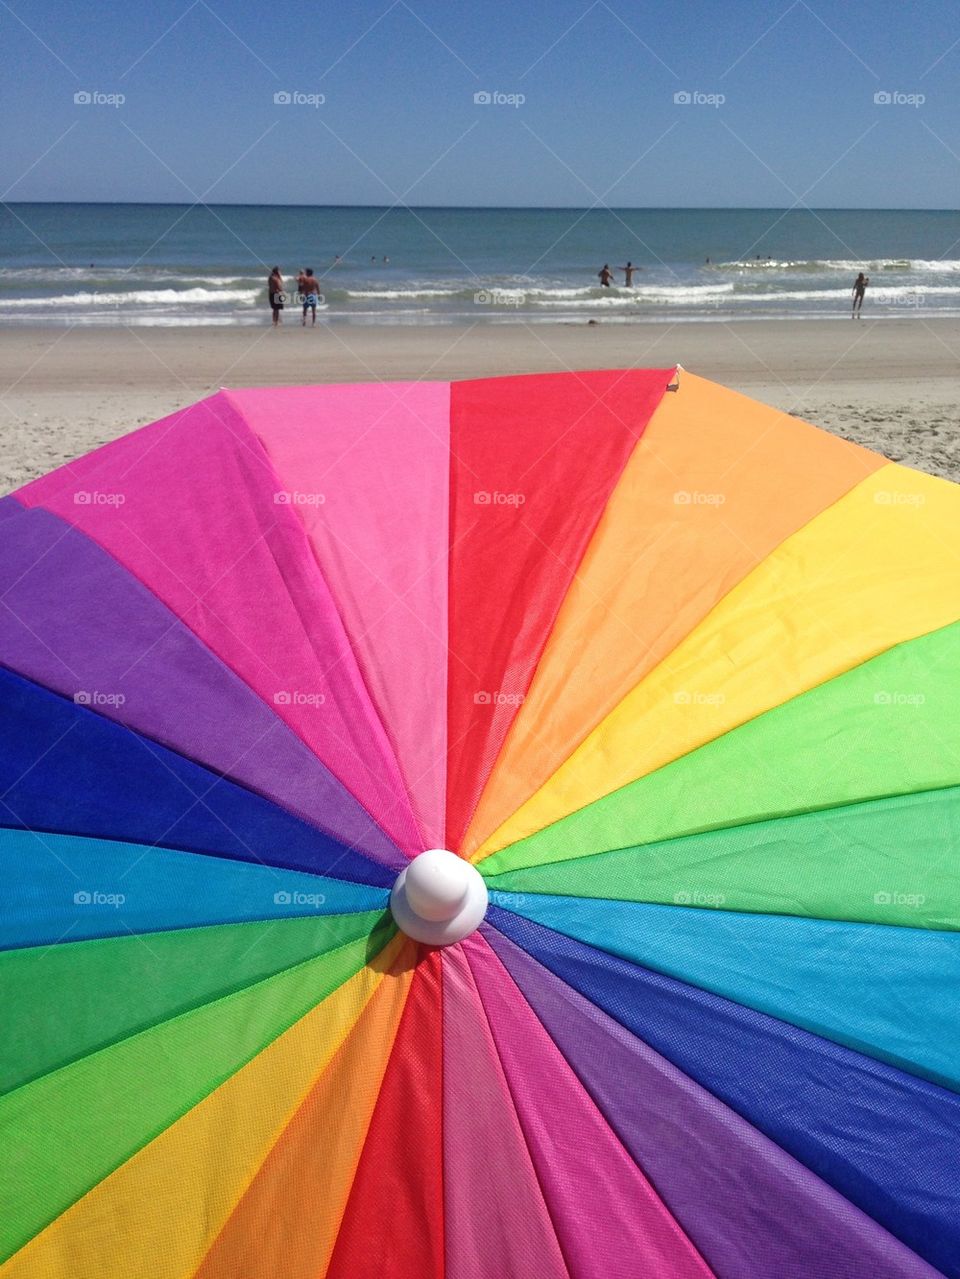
1, 368, 958, 1279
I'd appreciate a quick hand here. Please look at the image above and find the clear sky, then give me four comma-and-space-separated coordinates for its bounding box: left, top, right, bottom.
1, 0, 957, 207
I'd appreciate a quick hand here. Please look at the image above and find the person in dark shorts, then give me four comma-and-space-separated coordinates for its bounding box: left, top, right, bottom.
300, 267, 321, 326
268, 267, 284, 326
598, 264, 614, 287
852, 272, 868, 318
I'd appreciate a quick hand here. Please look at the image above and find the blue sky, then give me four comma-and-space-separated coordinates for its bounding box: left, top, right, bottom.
1, 0, 957, 207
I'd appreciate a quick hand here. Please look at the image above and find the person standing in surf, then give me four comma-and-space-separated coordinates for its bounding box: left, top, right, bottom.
598, 264, 614, 288
619, 261, 638, 287
268, 267, 284, 326
852, 272, 868, 318
299, 267, 321, 327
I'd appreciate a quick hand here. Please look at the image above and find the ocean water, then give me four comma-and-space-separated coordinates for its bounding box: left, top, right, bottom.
1, 204, 959, 326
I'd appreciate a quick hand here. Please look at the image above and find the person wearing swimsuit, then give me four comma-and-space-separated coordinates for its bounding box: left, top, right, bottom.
268, 268, 284, 326
852, 272, 868, 318
300, 268, 321, 326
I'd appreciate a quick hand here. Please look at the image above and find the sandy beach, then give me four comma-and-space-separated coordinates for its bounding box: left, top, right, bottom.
2, 317, 958, 493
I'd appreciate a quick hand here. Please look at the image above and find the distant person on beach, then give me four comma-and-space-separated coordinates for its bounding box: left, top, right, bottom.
598, 264, 614, 287
300, 267, 321, 326
852, 272, 868, 318
619, 261, 637, 287
268, 267, 284, 326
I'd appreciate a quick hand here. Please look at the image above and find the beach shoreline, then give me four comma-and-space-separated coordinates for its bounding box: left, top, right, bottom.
5, 204, 960, 327
2, 317, 958, 493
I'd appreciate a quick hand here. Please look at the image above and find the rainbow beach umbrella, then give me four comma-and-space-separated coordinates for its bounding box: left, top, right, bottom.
1, 368, 959, 1278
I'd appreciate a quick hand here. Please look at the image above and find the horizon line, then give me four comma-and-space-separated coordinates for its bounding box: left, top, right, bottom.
3, 201, 958, 214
